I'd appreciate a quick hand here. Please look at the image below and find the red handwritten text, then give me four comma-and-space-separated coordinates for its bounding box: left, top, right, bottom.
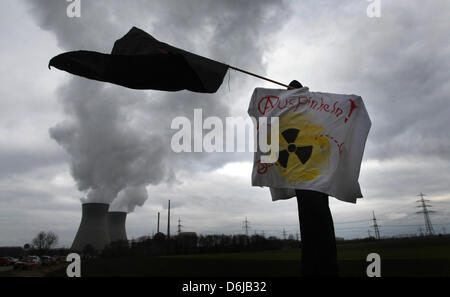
344, 99, 358, 123
256, 159, 276, 174
318, 134, 344, 154
257, 95, 358, 123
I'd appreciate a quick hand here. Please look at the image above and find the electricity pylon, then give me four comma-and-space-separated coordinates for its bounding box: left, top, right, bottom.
242, 217, 250, 236
177, 218, 183, 234
371, 211, 381, 240
416, 193, 435, 236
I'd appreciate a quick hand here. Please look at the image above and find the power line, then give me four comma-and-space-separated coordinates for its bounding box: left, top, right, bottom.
252, 223, 299, 227
416, 192, 435, 235
334, 219, 373, 224
189, 194, 448, 239
418, 227, 424, 237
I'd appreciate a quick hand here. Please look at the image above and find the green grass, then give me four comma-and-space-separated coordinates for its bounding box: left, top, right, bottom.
336, 237, 450, 261
164, 249, 301, 261
46, 236, 450, 277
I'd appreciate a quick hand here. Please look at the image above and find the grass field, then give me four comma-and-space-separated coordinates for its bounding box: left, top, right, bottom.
15, 236, 450, 277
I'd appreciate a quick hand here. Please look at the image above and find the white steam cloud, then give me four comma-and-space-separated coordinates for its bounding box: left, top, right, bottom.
49, 78, 172, 206
110, 186, 148, 213
26, 0, 293, 211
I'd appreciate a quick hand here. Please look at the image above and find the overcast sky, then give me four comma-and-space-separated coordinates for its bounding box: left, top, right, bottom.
1, 0, 449, 247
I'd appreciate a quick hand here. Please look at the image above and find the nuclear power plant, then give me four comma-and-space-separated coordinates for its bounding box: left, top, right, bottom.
71, 203, 129, 251
72, 200, 178, 251
107, 211, 128, 242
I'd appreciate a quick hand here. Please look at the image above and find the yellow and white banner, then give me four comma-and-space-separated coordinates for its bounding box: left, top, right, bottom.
248, 87, 371, 203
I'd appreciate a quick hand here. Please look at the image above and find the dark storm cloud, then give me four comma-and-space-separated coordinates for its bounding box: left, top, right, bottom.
257, 1, 449, 210
313, 1, 450, 209
2, 0, 446, 245
0, 147, 66, 178
304, 1, 450, 161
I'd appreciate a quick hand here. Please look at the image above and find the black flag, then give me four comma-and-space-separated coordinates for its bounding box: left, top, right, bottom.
49, 27, 229, 93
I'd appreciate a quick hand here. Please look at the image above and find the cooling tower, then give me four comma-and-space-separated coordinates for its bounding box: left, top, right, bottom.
71, 203, 111, 251
107, 211, 128, 242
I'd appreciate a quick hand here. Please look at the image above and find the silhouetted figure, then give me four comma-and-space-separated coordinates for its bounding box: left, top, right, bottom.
288, 80, 303, 89
289, 80, 338, 277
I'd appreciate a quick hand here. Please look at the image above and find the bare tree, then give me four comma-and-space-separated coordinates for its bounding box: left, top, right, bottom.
31, 231, 59, 251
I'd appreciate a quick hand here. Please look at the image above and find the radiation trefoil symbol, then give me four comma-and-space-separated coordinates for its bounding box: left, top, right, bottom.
277, 128, 313, 168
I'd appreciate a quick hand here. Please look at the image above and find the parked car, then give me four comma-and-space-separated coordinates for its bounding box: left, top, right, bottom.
14, 258, 39, 270
0, 257, 9, 266
7, 257, 18, 265
27, 256, 41, 265
57, 255, 68, 263
41, 256, 56, 266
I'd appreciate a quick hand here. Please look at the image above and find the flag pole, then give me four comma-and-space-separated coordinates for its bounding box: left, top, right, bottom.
228, 65, 294, 89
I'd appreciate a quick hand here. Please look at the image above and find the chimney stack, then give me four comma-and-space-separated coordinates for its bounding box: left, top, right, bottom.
167, 200, 171, 240
157, 212, 160, 233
